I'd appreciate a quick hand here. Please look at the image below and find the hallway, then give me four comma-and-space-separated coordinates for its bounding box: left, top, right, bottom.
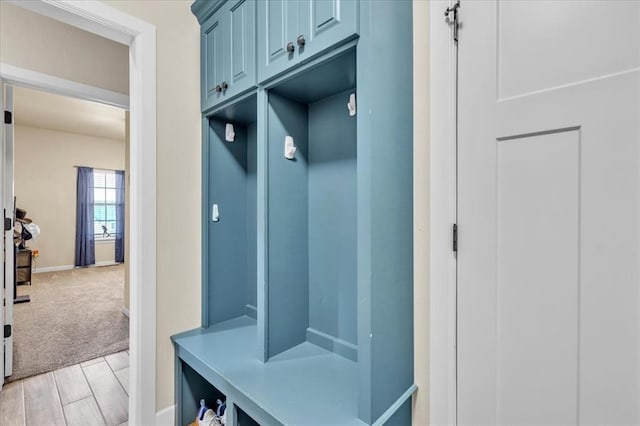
0, 351, 129, 426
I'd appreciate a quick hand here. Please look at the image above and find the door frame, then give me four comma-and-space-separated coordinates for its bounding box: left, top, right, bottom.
429, 1, 458, 425
1, 81, 15, 384
0, 0, 157, 423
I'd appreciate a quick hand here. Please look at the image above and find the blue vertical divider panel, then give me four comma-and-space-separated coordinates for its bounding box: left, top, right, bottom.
356, 1, 414, 423
256, 88, 269, 362
266, 92, 310, 358
201, 116, 212, 328
246, 122, 258, 318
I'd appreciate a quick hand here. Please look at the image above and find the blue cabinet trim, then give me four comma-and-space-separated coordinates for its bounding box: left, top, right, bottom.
191, 0, 227, 24
200, 116, 210, 328
203, 88, 257, 118
371, 385, 418, 426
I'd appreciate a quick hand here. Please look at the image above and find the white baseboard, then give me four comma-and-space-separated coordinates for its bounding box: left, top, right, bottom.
34, 264, 74, 274
121, 307, 130, 318
34, 261, 120, 274
156, 405, 175, 426
94, 261, 120, 267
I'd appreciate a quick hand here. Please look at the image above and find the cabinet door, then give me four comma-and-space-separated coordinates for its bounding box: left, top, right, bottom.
257, 0, 299, 83
202, 11, 228, 112
224, 0, 256, 99
296, 0, 358, 64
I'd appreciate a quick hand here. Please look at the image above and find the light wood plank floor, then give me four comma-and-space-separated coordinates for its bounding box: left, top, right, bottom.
0, 351, 129, 426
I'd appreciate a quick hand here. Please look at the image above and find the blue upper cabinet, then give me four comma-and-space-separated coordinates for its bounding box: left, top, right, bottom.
257, 0, 299, 84
202, 11, 226, 110
200, 0, 256, 112
296, 0, 358, 64
257, 0, 358, 83
225, 0, 256, 100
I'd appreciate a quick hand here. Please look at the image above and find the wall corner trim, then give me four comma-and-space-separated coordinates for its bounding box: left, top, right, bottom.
156, 405, 176, 426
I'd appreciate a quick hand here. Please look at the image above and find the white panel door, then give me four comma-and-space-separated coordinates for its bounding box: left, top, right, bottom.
457, 1, 639, 425
1, 82, 14, 384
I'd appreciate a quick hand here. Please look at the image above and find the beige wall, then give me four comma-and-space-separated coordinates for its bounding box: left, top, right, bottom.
412, 1, 430, 425
1, 0, 201, 412
103, 0, 202, 411
0, 2, 129, 95
14, 125, 125, 269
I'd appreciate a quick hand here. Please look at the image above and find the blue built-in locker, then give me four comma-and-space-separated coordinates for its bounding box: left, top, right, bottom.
173, 1, 414, 425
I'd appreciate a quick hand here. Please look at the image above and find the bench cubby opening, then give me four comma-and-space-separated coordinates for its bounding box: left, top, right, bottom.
179, 362, 226, 426
235, 405, 261, 426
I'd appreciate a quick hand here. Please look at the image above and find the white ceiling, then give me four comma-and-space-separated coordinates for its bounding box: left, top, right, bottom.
13, 86, 126, 141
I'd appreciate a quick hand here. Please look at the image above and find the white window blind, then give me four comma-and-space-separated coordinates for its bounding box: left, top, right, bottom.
93, 170, 117, 240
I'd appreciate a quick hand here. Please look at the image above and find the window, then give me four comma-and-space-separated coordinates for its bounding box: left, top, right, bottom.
93, 170, 117, 240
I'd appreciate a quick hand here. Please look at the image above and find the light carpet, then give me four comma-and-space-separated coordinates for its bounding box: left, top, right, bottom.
8, 264, 129, 382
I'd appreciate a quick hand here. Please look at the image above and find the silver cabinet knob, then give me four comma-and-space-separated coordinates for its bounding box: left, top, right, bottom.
215, 85, 222, 93
221, 81, 228, 91
286, 42, 295, 53
297, 35, 306, 46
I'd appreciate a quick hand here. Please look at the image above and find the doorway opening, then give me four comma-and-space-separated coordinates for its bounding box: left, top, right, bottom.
1, 0, 157, 423
8, 85, 130, 383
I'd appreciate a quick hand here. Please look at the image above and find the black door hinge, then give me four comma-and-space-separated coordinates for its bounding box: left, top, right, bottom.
445, 0, 461, 43
4, 217, 11, 231
4, 110, 12, 124
4, 325, 11, 338
452, 223, 458, 253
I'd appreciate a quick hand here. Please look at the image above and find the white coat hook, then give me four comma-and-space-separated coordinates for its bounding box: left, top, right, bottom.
347, 93, 356, 116
225, 123, 235, 142
212, 204, 220, 222
284, 135, 296, 160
